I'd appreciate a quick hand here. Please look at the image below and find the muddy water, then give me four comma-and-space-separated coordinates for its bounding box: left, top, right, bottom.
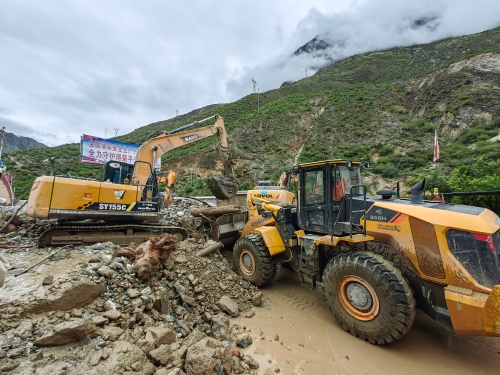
234, 267, 500, 375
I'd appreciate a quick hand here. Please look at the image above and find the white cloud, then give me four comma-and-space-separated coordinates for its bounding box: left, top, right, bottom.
0, 0, 498, 146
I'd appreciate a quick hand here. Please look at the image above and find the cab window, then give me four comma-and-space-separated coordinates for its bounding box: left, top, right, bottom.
304, 169, 325, 205
332, 165, 362, 201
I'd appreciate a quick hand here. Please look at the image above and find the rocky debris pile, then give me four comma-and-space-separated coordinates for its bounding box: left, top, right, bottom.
0, 201, 53, 239
0, 229, 264, 374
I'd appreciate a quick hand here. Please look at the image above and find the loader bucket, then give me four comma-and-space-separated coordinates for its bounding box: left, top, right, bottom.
205, 175, 239, 200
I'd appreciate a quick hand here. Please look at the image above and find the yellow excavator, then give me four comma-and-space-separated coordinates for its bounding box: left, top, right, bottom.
27, 114, 238, 246
208, 159, 500, 344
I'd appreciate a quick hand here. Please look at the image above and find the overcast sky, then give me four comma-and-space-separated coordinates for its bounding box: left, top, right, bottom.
1, 0, 500, 146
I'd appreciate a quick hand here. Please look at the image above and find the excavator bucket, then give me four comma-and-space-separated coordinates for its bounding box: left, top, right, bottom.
205, 175, 239, 200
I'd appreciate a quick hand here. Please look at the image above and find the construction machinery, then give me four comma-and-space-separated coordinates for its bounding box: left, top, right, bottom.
27, 114, 238, 247
227, 159, 500, 344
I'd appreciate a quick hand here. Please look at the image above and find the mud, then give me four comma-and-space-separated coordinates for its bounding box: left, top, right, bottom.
234, 267, 500, 375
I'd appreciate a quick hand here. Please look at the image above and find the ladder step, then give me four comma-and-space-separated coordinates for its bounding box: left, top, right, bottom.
299, 267, 313, 275
299, 253, 315, 261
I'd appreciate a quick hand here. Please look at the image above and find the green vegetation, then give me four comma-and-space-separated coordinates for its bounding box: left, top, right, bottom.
4, 27, 500, 200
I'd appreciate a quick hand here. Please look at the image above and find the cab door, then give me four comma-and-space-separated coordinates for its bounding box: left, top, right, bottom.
299, 167, 329, 234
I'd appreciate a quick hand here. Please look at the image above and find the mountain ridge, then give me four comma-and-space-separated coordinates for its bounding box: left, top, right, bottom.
3, 26, 500, 199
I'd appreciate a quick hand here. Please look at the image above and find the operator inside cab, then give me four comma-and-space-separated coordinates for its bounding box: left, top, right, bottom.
332, 164, 362, 201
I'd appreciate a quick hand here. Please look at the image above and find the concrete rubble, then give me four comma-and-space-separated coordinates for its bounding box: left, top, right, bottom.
0, 198, 265, 375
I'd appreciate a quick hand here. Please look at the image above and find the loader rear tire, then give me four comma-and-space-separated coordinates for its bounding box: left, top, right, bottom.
323, 251, 416, 345
233, 233, 277, 287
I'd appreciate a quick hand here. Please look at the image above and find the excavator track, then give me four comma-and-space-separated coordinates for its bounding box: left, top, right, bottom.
38, 222, 188, 248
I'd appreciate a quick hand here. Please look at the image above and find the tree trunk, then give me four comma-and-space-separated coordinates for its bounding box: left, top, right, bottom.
114, 234, 177, 280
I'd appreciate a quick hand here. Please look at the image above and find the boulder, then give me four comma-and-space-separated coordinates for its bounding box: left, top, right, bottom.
185, 337, 232, 375
149, 344, 172, 365
0, 272, 104, 317
147, 326, 177, 347
218, 296, 239, 317
35, 318, 96, 346
184, 329, 205, 348
85, 341, 156, 375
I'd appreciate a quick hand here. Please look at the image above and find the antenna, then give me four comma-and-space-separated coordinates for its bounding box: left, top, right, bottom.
114, 128, 119, 137
252, 78, 257, 93
105, 127, 108, 139
305, 68, 308, 77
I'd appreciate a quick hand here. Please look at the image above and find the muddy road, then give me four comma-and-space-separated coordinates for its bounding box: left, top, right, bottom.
235, 267, 500, 375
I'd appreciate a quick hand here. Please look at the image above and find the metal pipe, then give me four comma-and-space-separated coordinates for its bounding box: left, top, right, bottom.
168, 115, 216, 134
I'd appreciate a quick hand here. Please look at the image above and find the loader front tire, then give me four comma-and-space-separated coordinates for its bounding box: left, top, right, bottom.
233, 233, 277, 287
323, 251, 416, 345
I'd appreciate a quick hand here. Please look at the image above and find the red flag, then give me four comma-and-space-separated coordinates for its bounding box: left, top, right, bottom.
433, 131, 440, 162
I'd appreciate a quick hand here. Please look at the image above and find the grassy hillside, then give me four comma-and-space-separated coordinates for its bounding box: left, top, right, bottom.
4, 27, 500, 199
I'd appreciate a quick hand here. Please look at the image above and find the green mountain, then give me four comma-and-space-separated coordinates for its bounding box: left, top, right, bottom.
4, 27, 500, 200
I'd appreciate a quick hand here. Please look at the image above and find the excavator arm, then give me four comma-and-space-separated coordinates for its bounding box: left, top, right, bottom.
130, 114, 237, 201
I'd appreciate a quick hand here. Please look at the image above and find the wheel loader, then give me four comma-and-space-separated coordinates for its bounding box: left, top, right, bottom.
224, 159, 500, 344
26, 114, 238, 247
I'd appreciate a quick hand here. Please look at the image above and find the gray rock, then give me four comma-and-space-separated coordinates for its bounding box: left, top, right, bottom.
235, 332, 253, 348
218, 295, 239, 317
149, 344, 172, 365
252, 292, 263, 307
0, 359, 20, 372
92, 316, 108, 326
127, 288, 141, 298
184, 329, 205, 348
174, 254, 188, 264
102, 309, 121, 321
184, 337, 232, 375
85, 341, 156, 375
35, 318, 96, 346
146, 327, 177, 347
42, 275, 53, 286
97, 266, 114, 278
180, 293, 197, 307
103, 299, 116, 311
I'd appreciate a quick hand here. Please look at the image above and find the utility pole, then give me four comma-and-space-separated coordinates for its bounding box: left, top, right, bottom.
252, 78, 257, 93
105, 128, 108, 139
305, 68, 308, 77
0, 127, 5, 159
114, 128, 119, 137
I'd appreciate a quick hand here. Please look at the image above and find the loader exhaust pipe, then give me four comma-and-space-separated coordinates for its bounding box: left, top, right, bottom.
411, 179, 425, 204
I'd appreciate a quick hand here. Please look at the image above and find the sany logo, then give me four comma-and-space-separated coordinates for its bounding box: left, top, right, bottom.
114, 190, 126, 200
181, 134, 201, 143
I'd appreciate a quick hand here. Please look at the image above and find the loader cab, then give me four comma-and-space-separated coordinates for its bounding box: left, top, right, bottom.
294, 160, 365, 235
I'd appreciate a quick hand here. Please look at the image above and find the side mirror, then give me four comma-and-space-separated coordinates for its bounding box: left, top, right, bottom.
363, 161, 370, 168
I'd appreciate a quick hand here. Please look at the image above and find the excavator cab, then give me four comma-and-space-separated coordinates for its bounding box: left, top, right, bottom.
102, 161, 134, 184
